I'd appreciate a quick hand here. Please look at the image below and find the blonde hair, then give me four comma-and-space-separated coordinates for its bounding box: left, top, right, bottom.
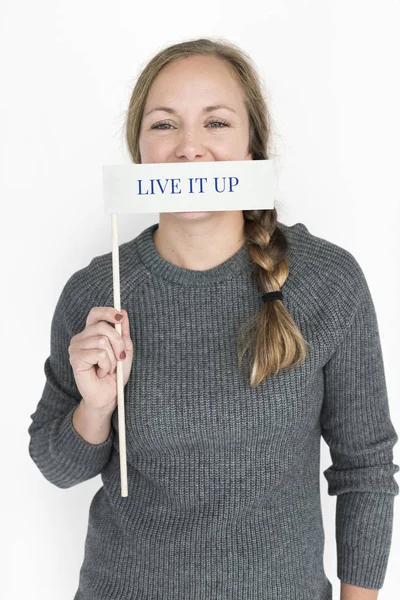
124, 37, 309, 387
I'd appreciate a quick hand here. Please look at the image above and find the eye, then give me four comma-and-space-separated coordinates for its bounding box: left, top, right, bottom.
151, 122, 173, 130
151, 119, 230, 130
207, 119, 229, 128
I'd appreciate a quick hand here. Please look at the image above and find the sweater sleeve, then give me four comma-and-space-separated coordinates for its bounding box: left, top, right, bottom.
28, 274, 115, 489
320, 259, 399, 590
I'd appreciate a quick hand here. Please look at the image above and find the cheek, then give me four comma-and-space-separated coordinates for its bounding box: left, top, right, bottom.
213, 143, 248, 161
208, 133, 249, 157
139, 135, 171, 161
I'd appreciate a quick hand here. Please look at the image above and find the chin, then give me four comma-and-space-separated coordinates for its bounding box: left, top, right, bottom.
174, 211, 213, 218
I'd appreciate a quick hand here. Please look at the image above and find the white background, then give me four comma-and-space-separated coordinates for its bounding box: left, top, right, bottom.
1, 1, 399, 598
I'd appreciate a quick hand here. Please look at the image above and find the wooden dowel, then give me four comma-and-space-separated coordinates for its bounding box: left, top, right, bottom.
111, 213, 128, 497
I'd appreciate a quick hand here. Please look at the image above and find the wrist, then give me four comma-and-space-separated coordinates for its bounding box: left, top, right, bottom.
72, 400, 113, 445
80, 398, 116, 418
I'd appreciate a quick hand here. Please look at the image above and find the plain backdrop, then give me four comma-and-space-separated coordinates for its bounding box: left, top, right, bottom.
1, 1, 399, 599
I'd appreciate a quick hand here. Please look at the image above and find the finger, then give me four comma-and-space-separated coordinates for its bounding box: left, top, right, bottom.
74, 321, 126, 361
70, 334, 117, 375
117, 309, 133, 353
69, 347, 112, 379
85, 306, 124, 329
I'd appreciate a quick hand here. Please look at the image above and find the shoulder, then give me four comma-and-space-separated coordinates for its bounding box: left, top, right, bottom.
278, 220, 353, 264
53, 233, 147, 334
277, 220, 371, 334
278, 220, 366, 287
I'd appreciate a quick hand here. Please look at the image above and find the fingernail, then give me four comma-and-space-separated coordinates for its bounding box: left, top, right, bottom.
120, 351, 126, 360
115, 313, 123, 321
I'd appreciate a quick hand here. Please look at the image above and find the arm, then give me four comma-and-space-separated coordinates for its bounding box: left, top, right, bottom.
320, 256, 399, 591
28, 274, 115, 489
72, 399, 113, 445
340, 581, 378, 600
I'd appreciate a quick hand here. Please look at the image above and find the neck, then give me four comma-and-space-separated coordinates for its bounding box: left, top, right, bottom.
152, 211, 246, 271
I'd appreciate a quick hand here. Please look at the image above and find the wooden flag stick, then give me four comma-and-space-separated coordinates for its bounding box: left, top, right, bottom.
111, 212, 128, 497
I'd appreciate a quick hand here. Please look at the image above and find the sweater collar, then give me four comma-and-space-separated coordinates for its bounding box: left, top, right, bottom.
135, 222, 257, 286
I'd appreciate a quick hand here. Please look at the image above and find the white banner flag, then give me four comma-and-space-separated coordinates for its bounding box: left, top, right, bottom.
103, 159, 277, 214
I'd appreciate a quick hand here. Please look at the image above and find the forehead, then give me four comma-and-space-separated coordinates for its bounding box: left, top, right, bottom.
145, 55, 244, 105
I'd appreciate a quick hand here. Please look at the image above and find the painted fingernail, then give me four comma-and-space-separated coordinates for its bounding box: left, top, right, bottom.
115, 313, 123, 321
120, 351, 126, 360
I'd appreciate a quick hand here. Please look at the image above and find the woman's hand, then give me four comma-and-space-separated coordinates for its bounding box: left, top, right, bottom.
68, 307, 134, 413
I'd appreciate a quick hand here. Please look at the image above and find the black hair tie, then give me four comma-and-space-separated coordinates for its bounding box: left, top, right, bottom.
262, 291, 283, 303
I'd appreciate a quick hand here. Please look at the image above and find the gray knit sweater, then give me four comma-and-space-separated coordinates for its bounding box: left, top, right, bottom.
28, 221, 399, 600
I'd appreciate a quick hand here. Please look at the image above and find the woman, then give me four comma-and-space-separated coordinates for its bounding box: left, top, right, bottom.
28, 38, 399, 600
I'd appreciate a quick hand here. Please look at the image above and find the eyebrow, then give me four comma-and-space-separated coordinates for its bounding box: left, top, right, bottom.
143, 104, 237, 117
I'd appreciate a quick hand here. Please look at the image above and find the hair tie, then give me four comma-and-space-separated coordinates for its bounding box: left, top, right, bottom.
262, 291, 283, 303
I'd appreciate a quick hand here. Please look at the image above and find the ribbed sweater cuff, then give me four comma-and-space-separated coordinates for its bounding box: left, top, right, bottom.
54, 405, 114, 469
336, 492, 395, 589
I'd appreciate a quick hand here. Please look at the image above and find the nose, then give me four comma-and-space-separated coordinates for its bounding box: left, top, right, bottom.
174, 127, 208, 161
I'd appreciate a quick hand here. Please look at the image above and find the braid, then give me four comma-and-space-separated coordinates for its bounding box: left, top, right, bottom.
243, 209, 288, 293
237, 209, 309, 386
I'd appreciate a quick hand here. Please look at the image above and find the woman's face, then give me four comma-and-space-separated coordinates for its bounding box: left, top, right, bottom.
139, 54, 252, 164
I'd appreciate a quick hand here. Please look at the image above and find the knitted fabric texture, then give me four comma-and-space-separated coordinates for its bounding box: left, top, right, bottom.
28, 221, 399, 600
